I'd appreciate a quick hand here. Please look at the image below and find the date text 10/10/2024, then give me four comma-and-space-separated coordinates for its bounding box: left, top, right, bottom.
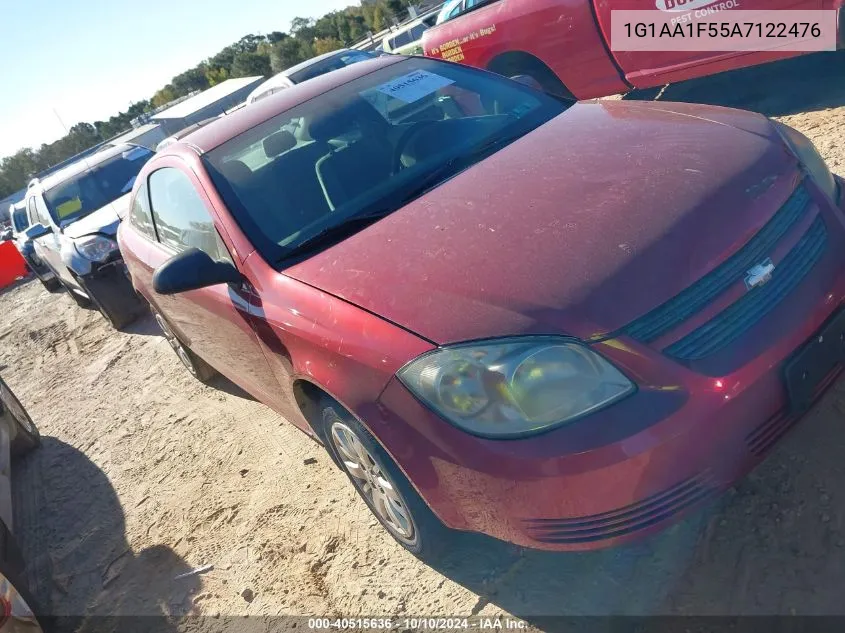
307, 617, 528, 630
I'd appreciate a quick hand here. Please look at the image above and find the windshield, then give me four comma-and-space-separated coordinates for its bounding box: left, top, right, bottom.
204, 59, 568, 265
11, 207, 28, 233
44, 146, 154, 226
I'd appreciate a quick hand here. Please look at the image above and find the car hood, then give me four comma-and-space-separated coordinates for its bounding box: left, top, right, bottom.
285, 101, 801, 344
62, 194, 130, 239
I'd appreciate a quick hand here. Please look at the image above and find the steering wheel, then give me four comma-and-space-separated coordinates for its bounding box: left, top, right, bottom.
392, 120, 440, 173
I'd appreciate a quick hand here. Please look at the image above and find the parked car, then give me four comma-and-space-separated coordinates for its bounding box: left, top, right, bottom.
26, 144, 153, 329
156, 117, 219, 152
381, 11, 439, 56
8, 202, 59, 291
422, 0, 845, 99
118, 55, 844, 561
0, 374, 44, 631
435, 0, 477, 25
244, 49, 378, 105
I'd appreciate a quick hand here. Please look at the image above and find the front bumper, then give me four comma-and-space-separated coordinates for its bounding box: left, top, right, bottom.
373, 176, 845, 552
78, 259, 144, 316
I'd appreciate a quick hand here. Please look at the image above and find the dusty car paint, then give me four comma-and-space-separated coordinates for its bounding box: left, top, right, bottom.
118, 56, 845, 551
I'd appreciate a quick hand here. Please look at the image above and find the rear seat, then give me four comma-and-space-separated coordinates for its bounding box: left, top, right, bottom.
238, 131, 334, 239
263, 140, 334, 222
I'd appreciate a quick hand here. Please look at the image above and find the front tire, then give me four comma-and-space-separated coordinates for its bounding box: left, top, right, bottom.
153, 312, 216, 383
58, 278, 92, 308
321, 401, 451, 562
37, 275, 60, 292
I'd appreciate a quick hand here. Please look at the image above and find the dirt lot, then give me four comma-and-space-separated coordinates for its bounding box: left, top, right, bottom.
1, 50, 845, 631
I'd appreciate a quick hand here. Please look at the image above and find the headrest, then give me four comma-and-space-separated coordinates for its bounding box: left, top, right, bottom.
219, 160, 254, 185
309, 99, 378, 143
263, 131, 297, 158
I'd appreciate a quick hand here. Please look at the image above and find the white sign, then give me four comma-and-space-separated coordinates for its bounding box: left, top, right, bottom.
374, 70, 455, 104
656, 0, 720, 11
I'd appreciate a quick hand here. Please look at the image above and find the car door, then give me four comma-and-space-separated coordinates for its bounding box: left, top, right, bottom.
593, 0, 821, 87
143, 161, 282, 403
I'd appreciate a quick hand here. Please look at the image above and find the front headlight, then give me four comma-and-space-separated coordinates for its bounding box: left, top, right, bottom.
772, 121, 837, 201
74, 235, 118, 262
398, 337, 635, 438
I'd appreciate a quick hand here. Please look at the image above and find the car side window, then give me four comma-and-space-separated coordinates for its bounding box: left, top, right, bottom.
31, 195, 51, 227
408, 24, 426, 41
34, 197, 48, 226
391, 31, 411, 48
129, 183, 156, 240
148, 167, 232, 263
26, 197, 39, 226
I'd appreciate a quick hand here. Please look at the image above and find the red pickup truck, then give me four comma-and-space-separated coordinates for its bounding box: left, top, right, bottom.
422, 0, 844, 99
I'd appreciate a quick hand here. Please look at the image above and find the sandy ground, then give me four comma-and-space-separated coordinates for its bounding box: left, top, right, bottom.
1, 50, 845, 632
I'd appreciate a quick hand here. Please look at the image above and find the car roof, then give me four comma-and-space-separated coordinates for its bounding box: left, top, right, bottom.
168, 117, 219, 141
34, 143, 144, 192
246, 48, 373, 102
279, 48, 355, 77
245, 73, 295, 103
176, 55, 406, 155
390, 12, 437, 34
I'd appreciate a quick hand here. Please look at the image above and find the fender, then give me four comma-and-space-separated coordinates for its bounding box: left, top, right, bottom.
289, 373, 454, 527
60, 235, 94, 277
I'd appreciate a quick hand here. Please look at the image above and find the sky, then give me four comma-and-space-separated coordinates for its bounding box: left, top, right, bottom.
0, 0, 355, 159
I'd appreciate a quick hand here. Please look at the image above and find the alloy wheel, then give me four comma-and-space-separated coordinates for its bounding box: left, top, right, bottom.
154, 314, 197, 377
330, 421, 417, 545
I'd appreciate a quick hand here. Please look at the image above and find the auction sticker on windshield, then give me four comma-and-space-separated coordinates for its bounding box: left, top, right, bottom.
56, 197, 82, 218
374, 70, 454, 103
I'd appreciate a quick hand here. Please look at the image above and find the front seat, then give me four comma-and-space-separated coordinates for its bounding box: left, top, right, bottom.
309, 101, 394, 211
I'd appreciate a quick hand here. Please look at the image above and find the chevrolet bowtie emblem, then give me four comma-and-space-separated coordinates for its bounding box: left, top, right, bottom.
745, 258, 775, 290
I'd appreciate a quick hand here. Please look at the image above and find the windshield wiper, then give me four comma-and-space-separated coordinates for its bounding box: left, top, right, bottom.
277, 160, 470, 262
278, 126, 530, 262
278, 211, 396, 262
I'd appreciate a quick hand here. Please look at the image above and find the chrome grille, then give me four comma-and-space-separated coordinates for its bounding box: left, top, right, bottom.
622, 185, 811, 345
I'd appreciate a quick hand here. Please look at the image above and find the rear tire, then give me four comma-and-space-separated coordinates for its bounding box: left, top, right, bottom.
321, 400, 452, 563
153, 312, 216, 383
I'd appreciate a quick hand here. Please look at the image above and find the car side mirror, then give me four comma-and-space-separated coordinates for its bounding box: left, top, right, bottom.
153, 247, 242, 295
25, 224, 52, 240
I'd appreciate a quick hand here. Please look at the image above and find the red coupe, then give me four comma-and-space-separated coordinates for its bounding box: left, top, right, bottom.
117, 55, 845, 560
